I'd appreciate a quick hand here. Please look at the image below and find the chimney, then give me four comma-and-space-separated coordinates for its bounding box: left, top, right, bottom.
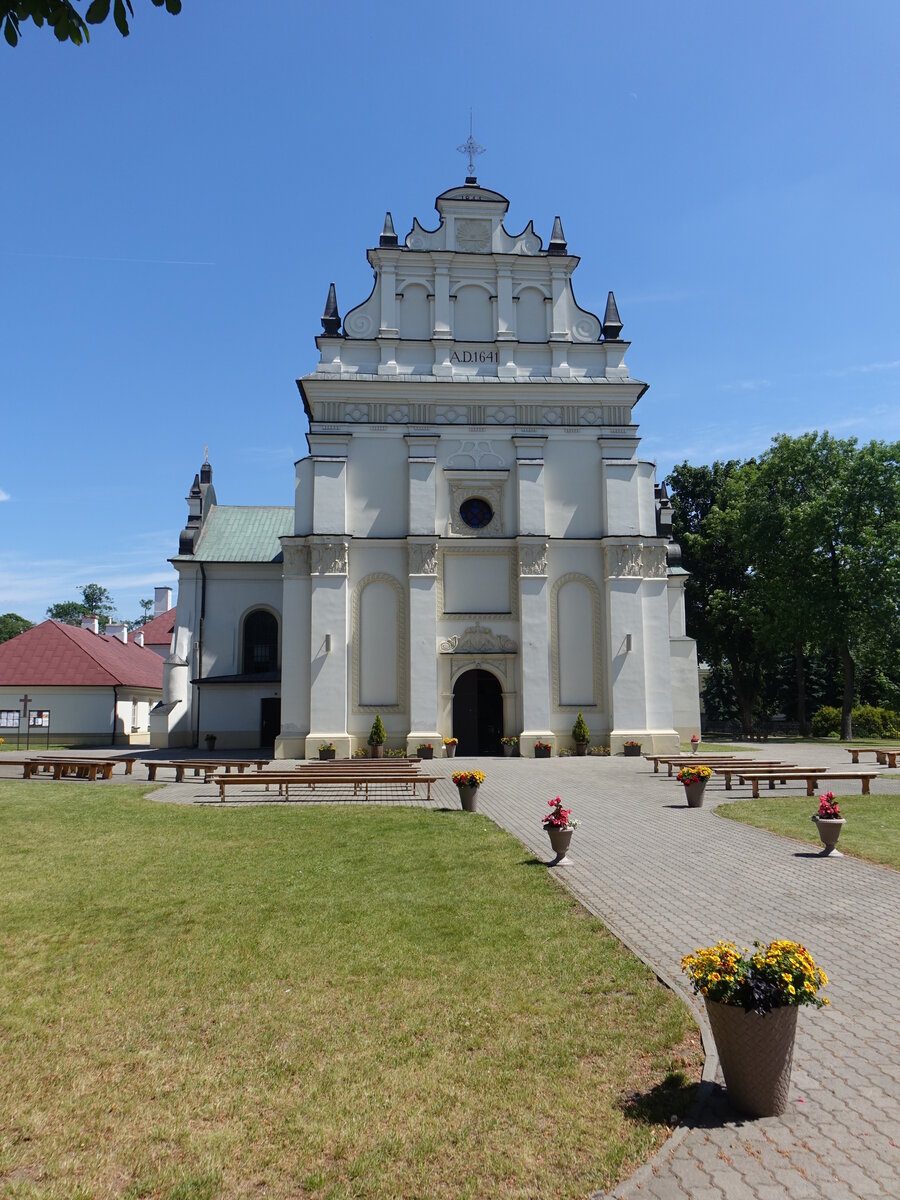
134, 630, 145, 647
154, 586, 173, 615
106, 622, 128, 644
81, 615, 100, 635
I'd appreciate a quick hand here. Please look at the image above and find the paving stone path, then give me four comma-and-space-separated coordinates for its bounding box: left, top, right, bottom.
470, 745, 900, 1200
6, 744, 898, 1197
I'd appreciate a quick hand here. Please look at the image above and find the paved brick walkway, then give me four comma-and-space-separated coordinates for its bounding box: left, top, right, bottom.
6, 745, 898, 1196
468, 746, 900, 1200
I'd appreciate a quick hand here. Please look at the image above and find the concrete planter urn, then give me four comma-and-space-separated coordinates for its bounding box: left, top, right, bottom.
369, 744, 383, 759
546, 825, 574, 865
318, 747, 335, 761
417, 745, 434, 760
812, 816, 845, 855
452, 770, 485, 812
444, 741, 457, 758
574, 741, 588, 756
684, 780, 707, 808
623, 743, 641, 757
457, 784, 479, 812
705, 1001, 798, 1118
502, 744, 513, 757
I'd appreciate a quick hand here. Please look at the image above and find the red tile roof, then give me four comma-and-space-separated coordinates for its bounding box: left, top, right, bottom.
136, 607, 176, 647
0, 621, 164, 689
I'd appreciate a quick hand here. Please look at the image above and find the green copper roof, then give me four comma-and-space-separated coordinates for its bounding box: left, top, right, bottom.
175, 506, 294, 563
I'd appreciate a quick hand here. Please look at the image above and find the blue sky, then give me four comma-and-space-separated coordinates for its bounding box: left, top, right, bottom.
2, 0, 898, 624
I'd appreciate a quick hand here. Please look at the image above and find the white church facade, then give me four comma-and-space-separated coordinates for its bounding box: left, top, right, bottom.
152, 178, 700, 757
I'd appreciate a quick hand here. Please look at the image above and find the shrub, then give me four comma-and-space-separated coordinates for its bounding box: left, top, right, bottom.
852, 705, 900, 738
368, 714, 386, 746
811, 706, 840, 737
572, 712, 591, 744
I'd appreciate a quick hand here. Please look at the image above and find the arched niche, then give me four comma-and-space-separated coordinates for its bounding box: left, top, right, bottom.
352, 573, 407, 713
452, 283, 494, 342
514, 285, 548, 343
398, 282, 431, 340
550, 574, 602, 710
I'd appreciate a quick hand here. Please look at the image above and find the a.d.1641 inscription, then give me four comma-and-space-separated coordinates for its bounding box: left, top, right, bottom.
450, 347, 498, 364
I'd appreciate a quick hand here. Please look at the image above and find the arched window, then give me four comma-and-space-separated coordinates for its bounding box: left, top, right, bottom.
242, 609, 279, 673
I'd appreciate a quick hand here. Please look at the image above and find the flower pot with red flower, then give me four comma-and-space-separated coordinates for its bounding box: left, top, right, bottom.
534, 741, 551, 759
682, 938, 829, 1117
677, 763, 712, 807
500, 736, 518, 757
318, 742, 336, 761
623, 739, 642, 758
811, 791, 845, 855
452, 769, 485, 811
443, 737, 457, 758
542, 796, 577, 865
416, 743, 434, 760
690, 734, 700, 754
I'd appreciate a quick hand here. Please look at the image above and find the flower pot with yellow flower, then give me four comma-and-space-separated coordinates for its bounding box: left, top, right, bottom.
681, 939, 829, 1117
677, 763, 713, 807
452, 769, 485, 811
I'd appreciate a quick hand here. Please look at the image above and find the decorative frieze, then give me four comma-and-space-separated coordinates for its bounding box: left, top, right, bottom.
310, 540, 349, 575
408, 540, 439, 576
604, 543, 668, 580
518, 541, 549, 577
281, 541, 310, 574
439, 623, 517, 655
308, 399, 635, 428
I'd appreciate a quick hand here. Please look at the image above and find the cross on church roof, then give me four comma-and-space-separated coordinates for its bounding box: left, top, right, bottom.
456, 109, 485, 181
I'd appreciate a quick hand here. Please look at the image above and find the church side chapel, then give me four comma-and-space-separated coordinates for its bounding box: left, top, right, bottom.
152, 168, 701, 756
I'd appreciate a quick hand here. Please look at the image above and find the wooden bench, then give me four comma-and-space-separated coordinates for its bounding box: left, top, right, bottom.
711, 763, 800, 790
734, 769, 881, 799
845, 747, 900, 768
652, 756, 766, 777
11, 757, 117, 781
145, 760, 218, 783
213, 771, 439, 804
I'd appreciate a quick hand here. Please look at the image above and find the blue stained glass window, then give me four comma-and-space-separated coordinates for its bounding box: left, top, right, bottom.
459, 497, 493, 529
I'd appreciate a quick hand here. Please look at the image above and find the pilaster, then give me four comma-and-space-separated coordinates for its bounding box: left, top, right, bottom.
517, 538, 554, 756
406, 538, 440, 754
275, 538, 311, 758
304, 538, 352, 759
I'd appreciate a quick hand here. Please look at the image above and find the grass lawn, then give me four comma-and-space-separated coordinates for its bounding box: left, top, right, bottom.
716, 793, 900, 871
0, 782, 700, 1200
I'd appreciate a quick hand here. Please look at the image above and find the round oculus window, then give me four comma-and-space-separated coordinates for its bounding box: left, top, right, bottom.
459, 497, 494, 529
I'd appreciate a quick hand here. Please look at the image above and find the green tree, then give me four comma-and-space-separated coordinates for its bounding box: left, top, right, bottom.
2, 0, 180, 48
748, 433, 900, 739
132, 598, 154, 628
46, 600, 90, 625
0, 613, 33, 644
668, 459, 773, 736
47, 583, 116, 629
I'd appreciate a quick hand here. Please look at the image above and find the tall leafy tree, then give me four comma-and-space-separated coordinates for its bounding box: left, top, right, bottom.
667, 460, 773, 735
2, 0, 180, 48
47, 583, 116, 629
0, 613, 33, 644
749, 433, 900, 739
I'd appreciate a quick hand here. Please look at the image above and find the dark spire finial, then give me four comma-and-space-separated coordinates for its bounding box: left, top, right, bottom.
603, 290, 623, 339
380, 212, 398, 247
321, 282, 342, 336
547, 215, 567, 255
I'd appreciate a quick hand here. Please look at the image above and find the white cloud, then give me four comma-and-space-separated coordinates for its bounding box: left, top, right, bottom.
0, 489, 9, 502
823, 359, 900, 379
719, 378, 772, 393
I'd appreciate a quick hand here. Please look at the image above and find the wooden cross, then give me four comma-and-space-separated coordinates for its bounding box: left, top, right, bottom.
19, 693, 32, 714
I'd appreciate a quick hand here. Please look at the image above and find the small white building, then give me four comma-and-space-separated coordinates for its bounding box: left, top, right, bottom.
153, 177, 700, 756
0, 618, 163, 746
